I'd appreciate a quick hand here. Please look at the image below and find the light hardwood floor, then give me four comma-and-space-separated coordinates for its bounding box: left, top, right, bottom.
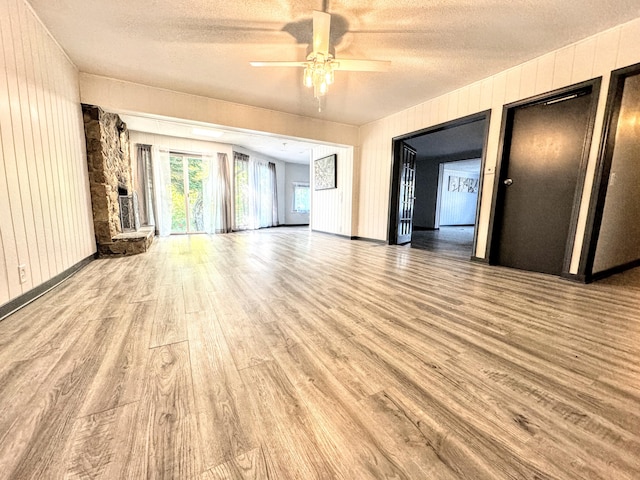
410, 227, 475, 259
1, 228, 639, 479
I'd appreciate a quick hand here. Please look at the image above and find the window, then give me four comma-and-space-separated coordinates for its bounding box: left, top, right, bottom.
292, 183, 310, 214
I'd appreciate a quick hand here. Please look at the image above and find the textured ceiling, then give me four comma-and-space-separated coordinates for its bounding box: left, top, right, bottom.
28, 0, 640, 127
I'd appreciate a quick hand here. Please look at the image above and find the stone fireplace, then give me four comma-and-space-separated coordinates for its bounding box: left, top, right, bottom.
82, 104, 153, 255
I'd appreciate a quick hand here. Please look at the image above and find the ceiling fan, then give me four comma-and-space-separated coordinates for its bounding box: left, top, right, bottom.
250, 10, 390, 106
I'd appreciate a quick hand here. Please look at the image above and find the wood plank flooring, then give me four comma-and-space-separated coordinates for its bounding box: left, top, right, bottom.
409, 226, 474, 259
1, 227, 639, 479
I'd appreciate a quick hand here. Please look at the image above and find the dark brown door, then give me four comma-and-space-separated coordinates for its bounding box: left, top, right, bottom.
493, 89, 594, 275
397, 144, 417, 244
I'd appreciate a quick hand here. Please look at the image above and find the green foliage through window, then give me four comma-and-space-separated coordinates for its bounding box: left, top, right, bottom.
170, 154, 207, 233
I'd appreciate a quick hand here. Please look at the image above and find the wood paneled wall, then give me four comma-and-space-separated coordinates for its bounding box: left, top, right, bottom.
358, 17, 640, 273
0, 0, 95, 307
311, 145, 354, 237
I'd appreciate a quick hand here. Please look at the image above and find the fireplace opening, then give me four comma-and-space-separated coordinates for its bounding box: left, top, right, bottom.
119, 192, 140, 232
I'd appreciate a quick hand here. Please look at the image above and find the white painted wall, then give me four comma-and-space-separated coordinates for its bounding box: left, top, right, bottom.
0, 0, 95, 307
284, 163, 310, 225
129, 131, 234, 160
79, 73, 359, 149
357, 17, 640, 273
311, 145, 354, 237
439, 168, 480, 226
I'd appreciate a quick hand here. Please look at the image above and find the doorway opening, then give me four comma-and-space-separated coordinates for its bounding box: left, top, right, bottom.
388, 111, 490, 260
582, 63, 640, 281
169, 153, 207, 234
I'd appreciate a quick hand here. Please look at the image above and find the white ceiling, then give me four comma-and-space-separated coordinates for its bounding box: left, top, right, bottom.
405, 119, 486, 158
441, 158, 481, 173
118, 112, 318, 164
27, 0, 640, 160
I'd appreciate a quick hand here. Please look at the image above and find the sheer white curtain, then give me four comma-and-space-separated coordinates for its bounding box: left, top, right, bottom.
234, 153, 279, 230
201, 153, 216, 234
200, 153, 232, 234
151, 146, 172, 236
234, 153, 250, 230
251, 160, 265, 229
269, 162, 279, 227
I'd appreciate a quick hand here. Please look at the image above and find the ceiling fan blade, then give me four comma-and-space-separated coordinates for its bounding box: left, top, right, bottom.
250, 61, 307, 68
312, 10, 330, 56
333, 59, 391, 72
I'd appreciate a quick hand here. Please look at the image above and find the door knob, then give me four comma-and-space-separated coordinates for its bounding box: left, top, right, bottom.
503, 178, 513, 186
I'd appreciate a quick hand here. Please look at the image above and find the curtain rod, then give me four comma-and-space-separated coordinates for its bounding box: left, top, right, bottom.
150, 145, 222, 157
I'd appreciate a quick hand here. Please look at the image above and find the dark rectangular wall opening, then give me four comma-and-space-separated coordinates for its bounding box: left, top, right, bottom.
388, 111, 490, 260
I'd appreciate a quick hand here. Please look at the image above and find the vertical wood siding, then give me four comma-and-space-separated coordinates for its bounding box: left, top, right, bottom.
311, 145, 353, 237
0, 0, 95, 307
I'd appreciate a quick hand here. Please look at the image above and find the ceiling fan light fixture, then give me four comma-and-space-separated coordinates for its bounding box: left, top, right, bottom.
304, 53, 335, 99
325, 67, 334, 86
303, 66, 314, 88
249, 9, 389, 109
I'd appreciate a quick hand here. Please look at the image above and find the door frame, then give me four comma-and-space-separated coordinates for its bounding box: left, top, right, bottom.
486, 78, 601, 276
434, 163, 445, 229
579, 63, 640, 282
388, 111, 491, 249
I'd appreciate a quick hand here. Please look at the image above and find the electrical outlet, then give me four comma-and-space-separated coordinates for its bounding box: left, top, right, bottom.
18, 265, 27, 284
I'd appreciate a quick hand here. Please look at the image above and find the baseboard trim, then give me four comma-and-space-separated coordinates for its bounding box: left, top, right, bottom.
0, 254, 95, 322
351, 236, 387, 245
311, 230, 387, 244
311, 229, 352, 240
561, 271, 587, 283
471, 256, 490, 264
588, 258, 640, 283
279, 224, 310, 227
